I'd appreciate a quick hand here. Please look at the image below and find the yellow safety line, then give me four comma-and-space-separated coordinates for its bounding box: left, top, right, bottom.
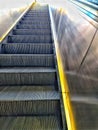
55, 40, 76, 130
71, 0, 98, 16
49, 6, 76, 130
0, 1, 36, 42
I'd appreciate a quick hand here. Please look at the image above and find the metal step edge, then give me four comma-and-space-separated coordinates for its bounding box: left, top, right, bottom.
0, 54, 54, 56
0, 68, 56, 73
0, 91, 60, 101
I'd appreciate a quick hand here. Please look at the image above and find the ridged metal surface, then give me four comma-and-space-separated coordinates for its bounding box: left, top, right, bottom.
20, 19, 50, 23
18, 22, 50, 25
13, 29, 51, 35
28, 10, 49, 14
16, 24, 50, 29
0, 85, 57, 91
0, 100, 60, 116
0, 86, 59, 100
24, 14, 49, 17
0, 68, 56, 86
0, 54, 54, 67
22, 16, 49, 20
0, 4, 64, 130
26, 11, 49, 13
19, 20, 50, 25
0, 116, 62, 130
8, 35, 53, 43
1, 43, 53, 54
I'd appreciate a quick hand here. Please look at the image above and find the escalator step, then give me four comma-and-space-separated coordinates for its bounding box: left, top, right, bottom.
0, 86, 60, 116
22, 17, 49, 21
20, 19, 50, 23
13, 29, 51, 35
0, 85, 57, 91
25, 12, 49, 14
0, 86, 59, 100
19, 20, 50, 25
0, 100, 60, 116
0, 4, 64, 130
18, 22, 50, 25
0, 68, 56, 86
27, 11, 49, 13
7, 35, 53, 43
16, 24, 50, 29
24, 14, 49, 17
23, 15, 49, 18
1, 43, 53, 54
29, 9, 48, 12
0, 54, 55, 67
0, 116, 62, 130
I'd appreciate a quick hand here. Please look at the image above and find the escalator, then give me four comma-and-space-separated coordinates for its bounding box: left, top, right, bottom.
0, 3, 67, 130
70, 0, 98, 23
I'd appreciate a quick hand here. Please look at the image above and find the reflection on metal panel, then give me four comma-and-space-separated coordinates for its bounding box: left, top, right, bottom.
66, 72, 98, 96
80, 30, 98, 78
72, 101, 98, 130
51, 6, 96, 71
66, 72, 98, 130
51, 1, 98, 129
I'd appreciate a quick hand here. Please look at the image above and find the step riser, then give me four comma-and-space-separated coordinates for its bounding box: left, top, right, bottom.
20, 19, 50, 23
7, 36, 53, 43
24, 15, 49, 17
16, 25, 50, 29
27, 11, 49, 12
0, 116, 62, 130
27, 12, 49, 14
22, 14, 49, 19
0, 55, 54, 67
0, 100, 60, 116
13, 29, 51, 35
19, 21, 50, 25
25, 11, 49, 13
0, 72, 56, 86
1, 44, 53, 54
18, 21, 50, 26
22, 17, 49, 20
28, 9, 48, 11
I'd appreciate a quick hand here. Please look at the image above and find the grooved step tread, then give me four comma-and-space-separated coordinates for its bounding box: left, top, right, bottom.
0, 116, 62, 130
16, 25, 50, 29
22, 17, 49, 19
0, 68, 56, 86
0, 54, 54, 56
0, 86, 59, 101
0, 68, 56, 73
0, 54, 54, 67
8, 35, 53, 43
1, 43, 53, 54
0, 85, 56, 91
19, 21, 50, 24
13, 29, 51, 35
24, 15, 49, 17
0, 4, 64, 130
19, 22, 50, 24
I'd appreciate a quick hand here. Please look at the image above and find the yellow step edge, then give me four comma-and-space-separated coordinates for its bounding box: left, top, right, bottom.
55, 41, 77, 130
62, 93, 77, 130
